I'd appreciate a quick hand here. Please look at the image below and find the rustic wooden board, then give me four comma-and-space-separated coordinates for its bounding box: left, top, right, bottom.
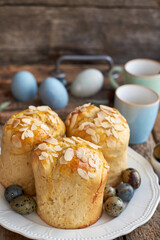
0, 4, 159, 64
0, 0, 159, 7
0, 64, 159, 240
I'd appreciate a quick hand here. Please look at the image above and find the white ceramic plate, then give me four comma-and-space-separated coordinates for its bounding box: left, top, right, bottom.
0, 147, 160, 240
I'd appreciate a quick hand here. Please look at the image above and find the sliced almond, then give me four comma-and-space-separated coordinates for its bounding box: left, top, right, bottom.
52, 153, 58, 158
22, 118, 31, 125
77, 168, 89, 180
105, 129, 112, 137
54, 145, 62, 151
80, 103, 91, 111
89, 158, 96, 168
70, 113, 78, 129
31, 123, 37, 131
64, 148, 74, 161
49, 155, 53, 163
19, 127, 29, 132
87, 141, 101, 149
94, 118, 101, 127
49, 115, 57, 124
13, 119, 20, 128
97, 111, 106, 121
107, 139, 116, 148
78, 122, 95, 131
91, 134, 100, 144
63, 138, 75, 145
44, 138, 58, 145
41, 152, 48, 158
12, 135, 22, 148
100, 105, 114, 112
112, 128, 118, 139
86, 128, 96, 136
38, 143, 48, 150
27, 130, 34, 138
39, 155, 46, 160
7, 118, 14, 125
114, 125, 124, 131
104, 164, 110, 169
37, 106, 49, 111
76, 147, 85, 160
29, 105, 37, 111
101, 121, 110, 128
59, 156, 67, 164
41, 124, 50, 131
88, 171, 96, 178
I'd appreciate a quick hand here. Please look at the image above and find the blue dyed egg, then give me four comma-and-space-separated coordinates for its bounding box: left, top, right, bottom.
116, 183, 134, 202
11, 71, 37, 102
39, 77, 68, 110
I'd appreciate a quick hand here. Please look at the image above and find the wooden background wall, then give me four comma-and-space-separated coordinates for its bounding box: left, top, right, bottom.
0, 0, 160, 65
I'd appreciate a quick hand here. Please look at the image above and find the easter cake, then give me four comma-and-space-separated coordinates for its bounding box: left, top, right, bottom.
31, 136, 109, 229
65, 103, 130, 187
0, 105, 65, 195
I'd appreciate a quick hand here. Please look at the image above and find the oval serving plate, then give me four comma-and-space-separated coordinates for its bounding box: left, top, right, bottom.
0, 147, 160, 240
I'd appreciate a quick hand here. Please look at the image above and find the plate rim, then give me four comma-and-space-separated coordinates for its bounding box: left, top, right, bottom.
0, 147, 160, 240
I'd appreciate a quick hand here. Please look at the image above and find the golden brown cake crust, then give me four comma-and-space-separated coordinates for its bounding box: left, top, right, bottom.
31, 136, 109, 229
65, 103, 130, 186
0, 105, 65, 195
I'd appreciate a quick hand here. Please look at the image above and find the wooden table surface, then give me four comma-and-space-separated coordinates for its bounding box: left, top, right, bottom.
0, 64, 160, 240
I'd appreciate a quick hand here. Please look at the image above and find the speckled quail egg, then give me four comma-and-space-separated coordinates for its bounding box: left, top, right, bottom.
116, 182, 134, 202
122, 168, 141, 189
10, 195, 36, 215
4, 185, 24, 203
103, 184, 116, 202
104, 196, 124, 217
11, 71, 37, 102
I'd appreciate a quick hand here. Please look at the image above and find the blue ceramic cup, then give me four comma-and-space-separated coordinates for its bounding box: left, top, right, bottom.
114, 84, 159, 144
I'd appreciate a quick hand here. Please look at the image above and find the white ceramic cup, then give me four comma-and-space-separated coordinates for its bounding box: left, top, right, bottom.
114, 84, 159, 144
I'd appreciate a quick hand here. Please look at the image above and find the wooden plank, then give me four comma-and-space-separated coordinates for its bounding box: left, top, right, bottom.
0, 0, 159, 7
0, 7, 159, 64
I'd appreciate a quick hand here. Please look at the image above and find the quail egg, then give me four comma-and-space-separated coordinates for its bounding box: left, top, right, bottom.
103, 184, 116, 202
122, 168, 141, 189
116, 182, 134, 202
4, 185, 24, 203
104, 196, 124, 217
10, 195, 36, 215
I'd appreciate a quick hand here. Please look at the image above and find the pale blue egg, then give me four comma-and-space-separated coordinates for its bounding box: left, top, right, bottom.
39, 77, 68, 109
11, 71, 37, 101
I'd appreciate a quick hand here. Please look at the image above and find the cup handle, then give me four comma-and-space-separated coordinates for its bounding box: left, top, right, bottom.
109, 66, 124, 89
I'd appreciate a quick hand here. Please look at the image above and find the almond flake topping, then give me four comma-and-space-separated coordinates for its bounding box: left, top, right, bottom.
63, 138, 75, 145
86, 128, 96, 136
70, 113, 78, 129
39, 155, 46, 160
29, 105, 37, 111
101, 121, 110, 129
100, 105, 114, 112
112, 128, 118, 139
51, 153, 58, 158
89, 158, 97, 169
44, 138, 58, 145
41, 124, 50, 131
105, 129, 112, 136
19, 127, 28, 132
77, 168, 89, 180
13, 119, 20, 128
54, 145, 62, 151
12, 135, 22, 148
97, 111, 106, 121
7, 118, 14, 125
79, 103, 91, 111
78, 122, 95, 131
37, 106, 49, 111
38, 143, 48, 150
91, 134, 100, 144
49, 115, 57, 124
114, 125, 124, 131
94, 118, 101, 127
104, 164, 110, 169
76, 147, 88, 161
88, 171, 96, 178
22, 119, 31, 125
59, 156, 67, 164
41, 152, 48, 158
21, 130, 34, 140
64, 148, 74, 161
31, 123, 37, 131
